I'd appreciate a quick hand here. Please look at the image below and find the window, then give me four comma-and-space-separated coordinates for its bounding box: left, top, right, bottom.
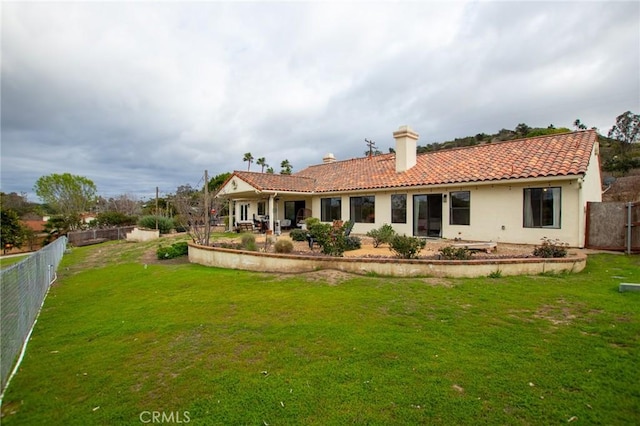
240, 203, 249, 221
350, 196, 375, 223
523, 187, 561, 228
449, 191, 470, 225
391, 194, 407, 223
321, 197, 342, 222
257, 201, 266, 216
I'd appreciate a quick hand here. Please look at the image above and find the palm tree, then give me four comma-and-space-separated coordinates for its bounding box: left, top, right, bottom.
256, 157, 268, 173
243, 152, 254, 171
280, 159, 293, 175
266, 167, 275, 174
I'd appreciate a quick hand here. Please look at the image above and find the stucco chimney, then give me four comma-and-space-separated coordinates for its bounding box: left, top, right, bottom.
323, 153, 336, 163
393, 125, 419, 172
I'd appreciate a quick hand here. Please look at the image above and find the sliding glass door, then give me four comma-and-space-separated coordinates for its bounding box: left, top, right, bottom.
413, 194, 442, 237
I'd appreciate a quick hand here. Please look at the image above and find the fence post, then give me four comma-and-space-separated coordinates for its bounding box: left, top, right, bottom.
627, 202, 632, 255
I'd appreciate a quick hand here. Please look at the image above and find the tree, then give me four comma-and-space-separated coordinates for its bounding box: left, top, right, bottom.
0, 192, 37, 216
171, 184, 211, 244
98, 194, 141, 216
280, 159, 293, 175
243, 152, 254, 171
34, 173, 97, 216
608, 111, 640, 152
256, 157, 268, 173
207, 172, 232, 194
574, 119, 587, 130
1, 209, 28, 253
266, 167, 275, 174
515, 123, 531, 137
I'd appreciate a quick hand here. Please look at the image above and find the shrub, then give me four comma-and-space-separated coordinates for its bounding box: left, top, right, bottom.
308, 221, 352, 257
156, 241, 189, 260
389, 235, 426, 259
274, 239, 294, 253
138, 215, 174, 234
345, 235, 362, 251
240, 234, 257, 251
305, 217, 321, 228
96, 211, 137, 227
439, 246, 473, 260
533, 237, 568, 258
366, 224, 396, 247
289, 228, 307, 241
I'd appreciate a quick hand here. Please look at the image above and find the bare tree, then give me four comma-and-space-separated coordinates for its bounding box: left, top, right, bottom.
171, 184, 209, 245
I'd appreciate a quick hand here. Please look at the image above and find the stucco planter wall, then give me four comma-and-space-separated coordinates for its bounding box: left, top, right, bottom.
188, 243, 587, 278
126, 227, 160, 242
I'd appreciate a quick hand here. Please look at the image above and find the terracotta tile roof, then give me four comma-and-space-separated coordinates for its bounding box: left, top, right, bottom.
232, 171, 317, 193
228, 130, 598, 194
21, 220, 46, 232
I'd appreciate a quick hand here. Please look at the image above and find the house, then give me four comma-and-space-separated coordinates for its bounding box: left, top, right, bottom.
215, 126, 602, 247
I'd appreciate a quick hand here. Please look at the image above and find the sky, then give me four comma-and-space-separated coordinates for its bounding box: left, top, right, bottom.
2, 1, 639, 202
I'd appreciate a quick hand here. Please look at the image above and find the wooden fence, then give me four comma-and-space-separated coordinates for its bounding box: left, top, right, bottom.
67, 226, 135, 246
585, 202, 639, 253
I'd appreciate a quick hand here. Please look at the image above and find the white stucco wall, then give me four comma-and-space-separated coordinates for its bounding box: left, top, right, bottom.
310, 176, 592, 247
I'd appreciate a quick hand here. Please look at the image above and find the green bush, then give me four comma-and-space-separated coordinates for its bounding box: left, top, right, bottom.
366, 224, 396, 247
389, 235, 426, 259
274, 239, 294, 254
439, 246, 473, 260
138, 215, 174, 234
289, 228, 307, 241
533, 237, 568, 258
156, 241, 189, 260
345, 236, 362, 251
308, 221, 352, 257
96, 211, 137, 227
305, 217, 320, 228
240, 234, 257, 251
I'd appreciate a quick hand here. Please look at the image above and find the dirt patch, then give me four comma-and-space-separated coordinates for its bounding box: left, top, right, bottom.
271, 269, 356, 285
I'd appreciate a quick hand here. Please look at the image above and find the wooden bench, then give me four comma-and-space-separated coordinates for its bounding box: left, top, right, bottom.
236, 222, 254, 233
452, 241, 497, 254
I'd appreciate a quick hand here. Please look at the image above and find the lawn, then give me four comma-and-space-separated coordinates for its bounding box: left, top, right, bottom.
1, 238, 639, 425
0, 254, 29, 270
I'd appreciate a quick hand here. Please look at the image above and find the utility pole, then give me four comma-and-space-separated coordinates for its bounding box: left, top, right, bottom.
365, 138, 377, 157
204, 170, 210, 245
155, 186, 159, 230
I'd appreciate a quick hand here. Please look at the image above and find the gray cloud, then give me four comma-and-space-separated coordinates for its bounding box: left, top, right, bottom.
2, 1, 638, 201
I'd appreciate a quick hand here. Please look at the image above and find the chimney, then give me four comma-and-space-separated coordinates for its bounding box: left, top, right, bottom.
323, 153, 336, 163
393, 125, 419, 172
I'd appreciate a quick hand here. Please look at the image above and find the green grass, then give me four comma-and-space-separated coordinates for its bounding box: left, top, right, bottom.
1, 238, 639, 425
0, 254, 29, 269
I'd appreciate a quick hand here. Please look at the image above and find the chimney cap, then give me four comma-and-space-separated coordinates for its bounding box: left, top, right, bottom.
323, 153, 336, 163
393, 125, 419, 140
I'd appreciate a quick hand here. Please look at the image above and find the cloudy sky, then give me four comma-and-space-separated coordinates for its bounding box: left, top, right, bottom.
2, 1, 639, 202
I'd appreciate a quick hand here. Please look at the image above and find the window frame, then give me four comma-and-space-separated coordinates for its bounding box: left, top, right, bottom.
320, 197, 342, 222
257, 201, 266, 216
391, 194, 407, 223
350, 196, 375, 223
523, 187, 561, 229
449, 191, 470, 226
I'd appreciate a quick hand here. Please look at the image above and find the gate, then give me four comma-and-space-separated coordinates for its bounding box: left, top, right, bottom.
586, 202, 639, 253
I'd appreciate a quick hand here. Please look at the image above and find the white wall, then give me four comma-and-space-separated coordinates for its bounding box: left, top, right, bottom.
310, 177, 589, 246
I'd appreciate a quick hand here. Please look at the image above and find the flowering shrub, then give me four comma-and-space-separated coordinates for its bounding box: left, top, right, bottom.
533, 237, 568, 258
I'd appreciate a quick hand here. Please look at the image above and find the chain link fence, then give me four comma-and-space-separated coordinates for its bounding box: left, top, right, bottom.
1, 236, 68, 395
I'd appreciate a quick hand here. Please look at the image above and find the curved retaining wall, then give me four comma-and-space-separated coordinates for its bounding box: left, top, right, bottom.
188, 243, 587, 278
